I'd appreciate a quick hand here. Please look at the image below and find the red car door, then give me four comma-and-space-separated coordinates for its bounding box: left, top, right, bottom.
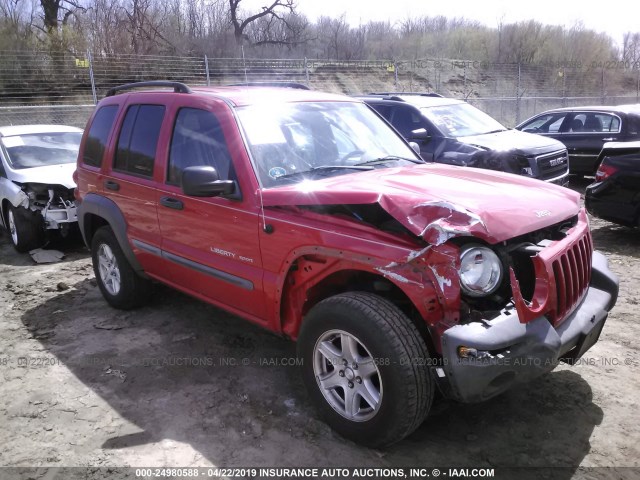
155, 97, 266, 324
101, 100, 169, 276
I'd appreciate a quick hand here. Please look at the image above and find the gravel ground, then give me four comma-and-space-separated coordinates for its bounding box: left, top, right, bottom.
0, 178, 638, 479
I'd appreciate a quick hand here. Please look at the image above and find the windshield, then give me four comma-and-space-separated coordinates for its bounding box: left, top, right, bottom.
421, 103, 506, 137
2, 132, 82, 170
236, 101, 421, 187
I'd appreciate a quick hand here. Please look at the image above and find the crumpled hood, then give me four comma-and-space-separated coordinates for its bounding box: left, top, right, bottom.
261, 163, 580, 244
459, 129, 565, 155
7, 163, 76, 189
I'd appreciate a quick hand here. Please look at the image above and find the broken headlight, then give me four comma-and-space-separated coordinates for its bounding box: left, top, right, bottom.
458, 244, 503, 297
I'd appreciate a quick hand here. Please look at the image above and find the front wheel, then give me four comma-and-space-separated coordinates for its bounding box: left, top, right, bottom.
297, 292, 434, 447
7, 205, 44, 253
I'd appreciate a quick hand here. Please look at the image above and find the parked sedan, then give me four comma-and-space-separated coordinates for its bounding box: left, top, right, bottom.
516, 105, 640, 175
0, 125, 82, 252
585, 141, 640, 227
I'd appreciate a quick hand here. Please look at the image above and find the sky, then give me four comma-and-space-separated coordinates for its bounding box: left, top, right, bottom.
243, 0, 638, 47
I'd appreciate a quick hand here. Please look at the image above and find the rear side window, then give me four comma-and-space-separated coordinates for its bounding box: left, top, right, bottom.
114, 104, 165, 177
83, 105, 118, 167
167, 108, 233, 185
561, 113, 621, 133
597, 114, 620, 133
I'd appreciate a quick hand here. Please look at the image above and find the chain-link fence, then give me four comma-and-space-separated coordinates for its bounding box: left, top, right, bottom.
1, 51, 640, 128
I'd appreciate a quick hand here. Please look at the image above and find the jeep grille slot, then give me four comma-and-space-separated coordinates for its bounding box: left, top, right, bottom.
550, 232, 592, 323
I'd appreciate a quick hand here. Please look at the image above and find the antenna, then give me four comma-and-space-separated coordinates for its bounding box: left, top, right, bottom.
257, 186, 272, 234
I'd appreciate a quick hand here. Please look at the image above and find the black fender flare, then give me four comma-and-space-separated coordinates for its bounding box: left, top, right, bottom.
77, 193, 147, 276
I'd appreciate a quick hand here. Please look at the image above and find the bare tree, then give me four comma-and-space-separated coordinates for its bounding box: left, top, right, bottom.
228, 0, 304, 46
124, 0, 173, 54
83, 0, 129, 54
39, 0, 85, 34
623, 32, 640, 64
0, 0, 38, 49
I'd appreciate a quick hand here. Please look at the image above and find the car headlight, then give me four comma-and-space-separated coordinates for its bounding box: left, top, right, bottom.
459, 245, 503, 297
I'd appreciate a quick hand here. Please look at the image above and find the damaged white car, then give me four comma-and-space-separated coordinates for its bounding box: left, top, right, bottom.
0, 125, 82, 252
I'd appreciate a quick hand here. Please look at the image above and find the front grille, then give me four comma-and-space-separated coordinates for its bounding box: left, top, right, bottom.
536, 150, 569, 180
549, 230, 592, 324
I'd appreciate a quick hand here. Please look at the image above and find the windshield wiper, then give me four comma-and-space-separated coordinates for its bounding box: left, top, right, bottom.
354, 155, 424, 166
275, 165, 374, 181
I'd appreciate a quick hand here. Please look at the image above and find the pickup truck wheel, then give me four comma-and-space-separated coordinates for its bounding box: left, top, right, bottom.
298, 292, 433, 447
7, 205, 44, 253
91, 226, 150, 309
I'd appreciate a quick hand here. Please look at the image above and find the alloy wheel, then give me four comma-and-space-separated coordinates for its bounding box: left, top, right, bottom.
313, 329, 383, 422
97, 243, 121, 296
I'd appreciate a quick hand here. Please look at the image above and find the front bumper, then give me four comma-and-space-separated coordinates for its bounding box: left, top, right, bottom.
43, 203, 77, 229
437, 251, 618, 403
548, 172, 569, 187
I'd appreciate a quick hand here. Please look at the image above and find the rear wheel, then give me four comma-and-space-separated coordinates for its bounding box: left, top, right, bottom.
7, 205, 44, 253
91, 226, 151, 309
298, 292, 434, 447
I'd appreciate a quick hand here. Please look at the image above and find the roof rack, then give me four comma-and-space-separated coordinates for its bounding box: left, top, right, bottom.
227, 81, 310, 90
106, 81, 192, 97
367, 92, 444, 99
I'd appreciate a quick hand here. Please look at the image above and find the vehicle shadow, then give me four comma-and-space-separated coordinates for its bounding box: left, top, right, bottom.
402, 371, 602, 477
21, 279, 602, 473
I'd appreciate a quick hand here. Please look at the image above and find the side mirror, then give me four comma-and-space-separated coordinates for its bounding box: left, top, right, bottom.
410, 128, 430, 141
181, 166, 235, 197
409, 142, 421, 154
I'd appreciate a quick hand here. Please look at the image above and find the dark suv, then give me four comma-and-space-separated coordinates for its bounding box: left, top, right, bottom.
75, 81, 618, 447
359, 93, 569, 185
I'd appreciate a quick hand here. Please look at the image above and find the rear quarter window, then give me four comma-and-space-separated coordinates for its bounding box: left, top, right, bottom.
114, 104, 165, 177
599, 114, 620, 132
83, 105, 118, 167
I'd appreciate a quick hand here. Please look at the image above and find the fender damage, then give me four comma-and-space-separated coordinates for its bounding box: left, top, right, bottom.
261, 163, 585, 350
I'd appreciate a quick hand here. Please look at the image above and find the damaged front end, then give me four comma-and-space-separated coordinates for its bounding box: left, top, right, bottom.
429, 210, 619, 403
13, 182, 77, 233
312, 200, 619, 404
260, 165, 617, 403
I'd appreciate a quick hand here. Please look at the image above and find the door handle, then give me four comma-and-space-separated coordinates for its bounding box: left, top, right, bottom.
602, 138, 615, 142
104, 180, 120, 191
160, 196, 184, 210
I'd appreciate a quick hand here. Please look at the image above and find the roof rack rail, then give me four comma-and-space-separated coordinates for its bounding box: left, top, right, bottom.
227, 81, 310, 90
106, 81, 192, 97
367, 92, 444, 98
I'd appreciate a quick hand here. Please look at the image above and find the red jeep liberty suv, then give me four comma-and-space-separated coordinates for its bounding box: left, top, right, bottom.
75, 81, 619, 447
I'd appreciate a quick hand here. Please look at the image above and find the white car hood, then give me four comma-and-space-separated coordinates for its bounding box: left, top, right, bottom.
7, 163, 77, 189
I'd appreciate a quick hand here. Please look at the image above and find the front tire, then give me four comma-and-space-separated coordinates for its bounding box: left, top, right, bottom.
7, 205, 44, 253
298, 292, 434, 447
91, 226, 151, 309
